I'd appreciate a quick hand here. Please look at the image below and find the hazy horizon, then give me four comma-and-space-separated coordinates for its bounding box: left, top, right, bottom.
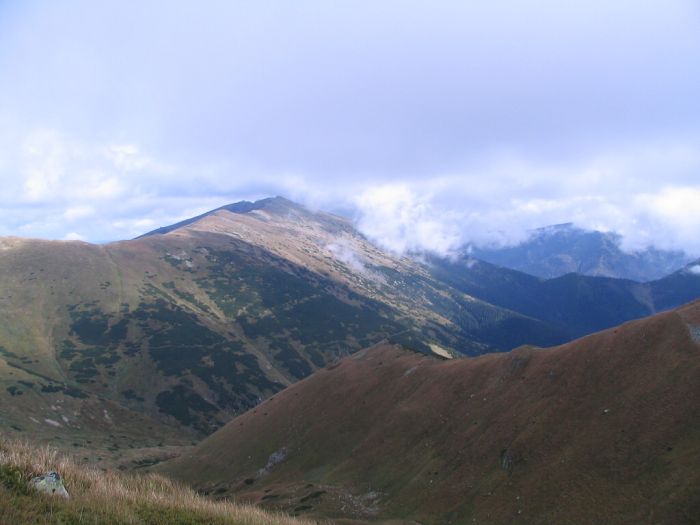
1, 1, 699, 255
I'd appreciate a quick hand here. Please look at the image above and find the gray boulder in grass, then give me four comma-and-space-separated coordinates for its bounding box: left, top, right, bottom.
30, 471, 70, 499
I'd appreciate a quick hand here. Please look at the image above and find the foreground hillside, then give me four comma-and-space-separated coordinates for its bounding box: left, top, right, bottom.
162, 300, 700, 524
0, 440, 310, 525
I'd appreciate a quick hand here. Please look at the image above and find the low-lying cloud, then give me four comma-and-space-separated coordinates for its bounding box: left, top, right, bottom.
2, 128, 700, 257
0, 1, 699, 255
326, 241, 368, 274
350, 141, 700, 256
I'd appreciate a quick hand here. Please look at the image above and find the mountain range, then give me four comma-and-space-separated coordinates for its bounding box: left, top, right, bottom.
472, 222, 692, 281
427, 253, 700, 339
161, 299, 700, 524
0, 197, 699, 456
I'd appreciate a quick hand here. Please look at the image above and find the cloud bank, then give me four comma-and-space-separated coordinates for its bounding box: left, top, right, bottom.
0, 1, 698, 254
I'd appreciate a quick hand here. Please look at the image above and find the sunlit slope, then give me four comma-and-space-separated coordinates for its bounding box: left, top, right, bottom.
162, 300, 700, 524
0, 198, 561, 445
0, 237, 198, 452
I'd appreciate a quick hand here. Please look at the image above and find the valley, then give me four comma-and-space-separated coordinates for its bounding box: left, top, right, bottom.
0, 198, 698, 523
1, 198, 699, 449
161, 300, 700, 524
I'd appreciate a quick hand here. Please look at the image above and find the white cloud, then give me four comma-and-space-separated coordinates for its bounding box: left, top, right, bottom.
104, 144, 152, 172
16, 130, 133, 204
63, 206, 95, 221
0, 128, 190, 240
644, 187, 700, 227
76, 173, 127, 200
0, 1, 699, 253
354, 185, 462, 254
3, 125, 700, 258
343, 139, 700, 256
326, 240, 367, 273
20, 129, 71, 202
112, 217, 157, 232
63, 232, 86, 241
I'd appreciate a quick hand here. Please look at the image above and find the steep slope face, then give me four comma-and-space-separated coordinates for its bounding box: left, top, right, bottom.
161, 301, 700, 524
0, 198, 562, 446
472, 223, 691, 281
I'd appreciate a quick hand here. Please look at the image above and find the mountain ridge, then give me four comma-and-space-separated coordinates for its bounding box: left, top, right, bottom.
1, 197, 699, 460
471, 222, 692, 281
0, 198, 564, 452
427, 253, 700, 339
137, 196, 338, 239
161, 299, 700, 524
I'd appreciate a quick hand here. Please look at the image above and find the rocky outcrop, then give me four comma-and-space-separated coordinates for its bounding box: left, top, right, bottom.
30, 471, 69, 499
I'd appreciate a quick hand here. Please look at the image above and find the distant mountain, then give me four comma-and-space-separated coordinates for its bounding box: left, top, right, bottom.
472, 223, 692, 281
426, 254, 700, 339
649, 259, 700, 311
160, 300, 700, 524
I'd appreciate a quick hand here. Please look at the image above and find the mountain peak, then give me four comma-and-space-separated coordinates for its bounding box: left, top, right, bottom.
532, 222, 577, 235
474, 223, 690, 281
136, 196, 308, 238
681, 259, 700, 275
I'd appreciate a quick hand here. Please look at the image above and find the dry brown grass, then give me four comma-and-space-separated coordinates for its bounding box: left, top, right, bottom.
0, 439, 317, 524
163, 308, 700, 524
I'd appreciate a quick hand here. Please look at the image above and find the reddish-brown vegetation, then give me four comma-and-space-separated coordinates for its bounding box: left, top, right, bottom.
163, 300, 700, 524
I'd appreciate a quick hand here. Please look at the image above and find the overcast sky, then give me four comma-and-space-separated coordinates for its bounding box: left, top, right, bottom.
1, 1, 699, 254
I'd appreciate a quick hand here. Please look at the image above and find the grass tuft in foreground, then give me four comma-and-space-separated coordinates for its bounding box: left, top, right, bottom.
0, 440, 315, 524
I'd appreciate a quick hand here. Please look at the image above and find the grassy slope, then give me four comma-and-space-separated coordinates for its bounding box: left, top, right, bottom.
0, 440, 313, 525
0, 237, 197, 460
2, 197, 698, 457
0, 200, 563, 449
161, 300, 700, 524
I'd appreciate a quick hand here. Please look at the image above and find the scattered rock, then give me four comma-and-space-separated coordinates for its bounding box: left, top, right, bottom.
256, 447, 288, 478
507, 355, 530, 375
30, 471, 70, 499
500, 449, 514, 473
